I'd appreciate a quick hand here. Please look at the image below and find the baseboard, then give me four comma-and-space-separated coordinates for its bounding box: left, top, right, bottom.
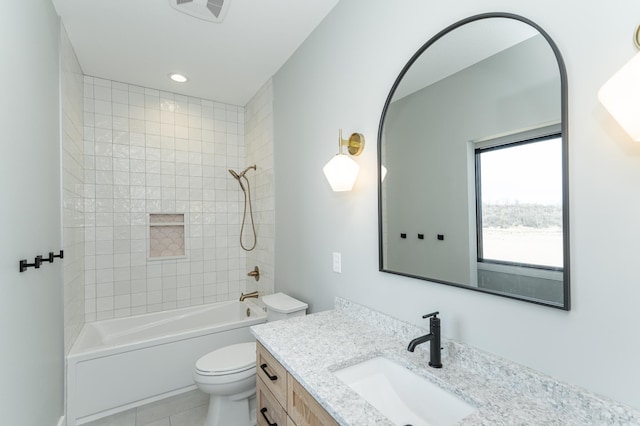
57, 415, 65, 426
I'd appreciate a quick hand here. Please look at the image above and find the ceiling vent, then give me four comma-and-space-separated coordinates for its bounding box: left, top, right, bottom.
169, 0, 231, 23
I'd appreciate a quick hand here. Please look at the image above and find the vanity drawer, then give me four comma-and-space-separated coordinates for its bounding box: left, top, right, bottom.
257, 342, 288, 407
257, 376, 288, 426
287, 374, 339, 426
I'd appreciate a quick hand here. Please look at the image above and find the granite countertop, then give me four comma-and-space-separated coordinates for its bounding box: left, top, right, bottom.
250, 298, 640, 426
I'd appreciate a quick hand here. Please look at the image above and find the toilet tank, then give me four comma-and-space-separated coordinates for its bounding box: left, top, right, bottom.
262, 293, 308, 322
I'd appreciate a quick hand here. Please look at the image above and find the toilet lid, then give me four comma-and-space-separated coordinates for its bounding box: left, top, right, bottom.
196, 342, 256, 375
262, 292, 308, 313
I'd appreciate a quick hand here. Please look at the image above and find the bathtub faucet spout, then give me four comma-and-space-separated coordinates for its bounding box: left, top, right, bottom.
239, 291, 259, 301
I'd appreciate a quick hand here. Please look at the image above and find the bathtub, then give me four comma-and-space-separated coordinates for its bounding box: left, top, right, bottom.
66, 300, 267, 425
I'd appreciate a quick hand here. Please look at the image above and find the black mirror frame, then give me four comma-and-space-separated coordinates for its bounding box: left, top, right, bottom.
377, 12, 570, 310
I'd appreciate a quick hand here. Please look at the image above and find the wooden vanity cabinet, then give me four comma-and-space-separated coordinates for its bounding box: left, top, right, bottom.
257, 341, 288, 405
257, 342, 339, 426
257, 376, 288, 426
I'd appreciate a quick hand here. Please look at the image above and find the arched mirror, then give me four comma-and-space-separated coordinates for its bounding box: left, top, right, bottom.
378, 13, 570, 310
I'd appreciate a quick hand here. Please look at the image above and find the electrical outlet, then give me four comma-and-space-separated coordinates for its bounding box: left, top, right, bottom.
332, 252, 342, 273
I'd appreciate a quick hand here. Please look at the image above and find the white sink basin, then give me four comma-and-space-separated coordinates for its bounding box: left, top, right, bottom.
334, 357, 476, 426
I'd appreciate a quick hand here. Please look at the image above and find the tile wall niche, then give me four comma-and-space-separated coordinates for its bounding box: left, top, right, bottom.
244, 79, 275, 296
83, 76, 249, 321
61, 24, 86, 353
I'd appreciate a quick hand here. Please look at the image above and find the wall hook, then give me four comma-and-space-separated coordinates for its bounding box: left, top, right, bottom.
19, 257, 42, 272
40, 251, 64, 264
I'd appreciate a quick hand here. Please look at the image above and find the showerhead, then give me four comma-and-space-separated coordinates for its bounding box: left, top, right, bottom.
229, 165, 256, 191
228, 169, 245, 191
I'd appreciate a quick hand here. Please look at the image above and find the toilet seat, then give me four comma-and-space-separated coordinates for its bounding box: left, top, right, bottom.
196, 342, 256, 376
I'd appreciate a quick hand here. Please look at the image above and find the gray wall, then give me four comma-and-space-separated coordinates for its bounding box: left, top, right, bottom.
0, 1, 64, 424
274, 0, 640, 410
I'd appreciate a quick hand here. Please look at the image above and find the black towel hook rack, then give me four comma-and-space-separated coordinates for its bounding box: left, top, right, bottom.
19, 250, 63, 272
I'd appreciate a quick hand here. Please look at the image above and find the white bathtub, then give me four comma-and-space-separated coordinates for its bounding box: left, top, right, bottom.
66, 300, 267, 425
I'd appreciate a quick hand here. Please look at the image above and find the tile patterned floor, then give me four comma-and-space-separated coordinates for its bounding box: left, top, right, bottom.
83, 390, 208, 426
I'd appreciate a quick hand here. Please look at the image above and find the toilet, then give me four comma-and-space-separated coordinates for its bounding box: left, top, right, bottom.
193, 293, 308, 426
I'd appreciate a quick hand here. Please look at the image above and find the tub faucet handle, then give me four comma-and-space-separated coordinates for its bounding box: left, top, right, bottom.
247, 265, 260, 281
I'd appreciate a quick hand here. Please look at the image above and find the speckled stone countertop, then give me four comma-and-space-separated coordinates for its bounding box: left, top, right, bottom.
250, 298, 640, 425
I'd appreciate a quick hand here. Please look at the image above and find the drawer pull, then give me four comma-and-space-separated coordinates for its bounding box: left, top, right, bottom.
260, 407, 278, 426
260, 363, 278, 381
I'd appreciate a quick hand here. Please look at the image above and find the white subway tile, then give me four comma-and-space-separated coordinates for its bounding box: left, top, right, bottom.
114, 295, 131, 309
113, 116, 129, 131
145, 108, 160, 122
146, 121, 161, 135
175, 125, 188, 139
130, 239, 146, 253
77, 78, 273, 323
114, 254, 131, 269
130, 119, 145, 133
128, 84, 144, 94
96, 255, 114, 270
132, 293, 147, 307
147, 291, 162, 305
112, 88, 128, 104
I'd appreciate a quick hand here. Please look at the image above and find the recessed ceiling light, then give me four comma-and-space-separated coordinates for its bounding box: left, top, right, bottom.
169, 73, 188, 83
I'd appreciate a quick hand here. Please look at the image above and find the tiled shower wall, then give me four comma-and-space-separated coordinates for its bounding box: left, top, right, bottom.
244, 79, 275, 296
83, 77, 249, 321
61, 25, 85, 353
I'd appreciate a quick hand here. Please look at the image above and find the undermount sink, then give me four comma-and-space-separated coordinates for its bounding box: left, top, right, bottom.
333, 357, 476, 426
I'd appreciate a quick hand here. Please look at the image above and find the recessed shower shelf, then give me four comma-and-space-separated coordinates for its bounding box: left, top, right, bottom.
148, 213, 186, 260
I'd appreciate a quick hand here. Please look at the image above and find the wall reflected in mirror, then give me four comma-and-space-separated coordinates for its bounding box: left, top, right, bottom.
378, 14, 570, 309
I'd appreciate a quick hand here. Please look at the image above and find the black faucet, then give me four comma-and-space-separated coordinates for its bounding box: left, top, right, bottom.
407, 311, 443, 368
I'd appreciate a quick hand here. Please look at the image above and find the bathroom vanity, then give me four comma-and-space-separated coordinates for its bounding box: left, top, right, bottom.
251, 298, 640, 425
256, 342, 339, 426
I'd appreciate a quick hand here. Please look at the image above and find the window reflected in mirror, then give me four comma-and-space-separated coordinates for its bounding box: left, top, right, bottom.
476, 135, 562, 268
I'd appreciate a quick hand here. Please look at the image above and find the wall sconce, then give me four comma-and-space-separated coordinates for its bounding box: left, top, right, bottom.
323, 129, 365, 191
598, 25, 640, 141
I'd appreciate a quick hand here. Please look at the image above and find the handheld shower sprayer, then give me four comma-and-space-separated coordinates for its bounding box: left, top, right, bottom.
228, 165, 256, 179
228, 169, 245, 191
228, 165, 257, 251
228, 165, 256, 191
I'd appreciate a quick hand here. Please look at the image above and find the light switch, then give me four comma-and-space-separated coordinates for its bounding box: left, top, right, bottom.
332, 252, 342, 273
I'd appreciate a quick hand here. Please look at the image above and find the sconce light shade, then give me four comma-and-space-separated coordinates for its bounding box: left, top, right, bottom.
323, 130, 365, 192
598, 52, 640, 141
323, 154, 360, 191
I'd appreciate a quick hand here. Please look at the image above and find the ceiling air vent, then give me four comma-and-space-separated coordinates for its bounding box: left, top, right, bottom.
169, 0, 231, 23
